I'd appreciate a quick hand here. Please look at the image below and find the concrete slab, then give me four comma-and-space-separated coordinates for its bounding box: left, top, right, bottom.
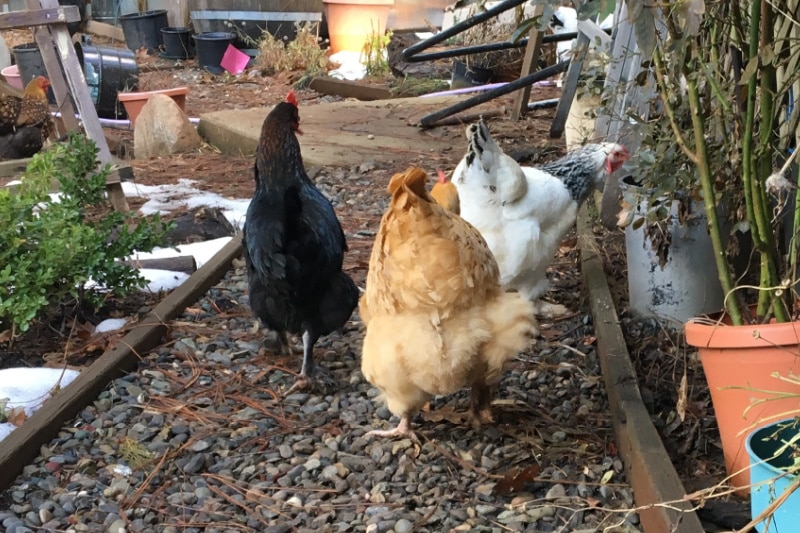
197, 95, 506, 168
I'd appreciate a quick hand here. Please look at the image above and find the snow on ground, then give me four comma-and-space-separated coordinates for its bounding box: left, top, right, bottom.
0, 368, 81, 441
129, 237, 234, 271
119, 177, 249, 291
95, 318, 128, 333
121, 179, 250, 229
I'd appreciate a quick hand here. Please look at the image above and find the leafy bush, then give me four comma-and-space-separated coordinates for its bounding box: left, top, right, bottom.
0, 134, 172, 336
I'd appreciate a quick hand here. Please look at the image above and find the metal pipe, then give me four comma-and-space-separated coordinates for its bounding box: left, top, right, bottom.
406, 31, 584, 63
401, 0, 529, 59
419, 60, 570, 128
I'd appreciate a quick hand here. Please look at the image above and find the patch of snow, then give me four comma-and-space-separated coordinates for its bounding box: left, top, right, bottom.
0, 367, 81, 443
130, 236, 232, 270
95, 318, 128, 333
140, 268, 191, 292
121, 179, 249, 228
328, 51, 369, 81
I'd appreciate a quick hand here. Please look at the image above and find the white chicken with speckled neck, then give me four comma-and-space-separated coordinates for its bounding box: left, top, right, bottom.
451, 118, 629, 317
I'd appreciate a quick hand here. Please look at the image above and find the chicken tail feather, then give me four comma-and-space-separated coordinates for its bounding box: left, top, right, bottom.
481, 293, 537, 380
387, 166, 429, 199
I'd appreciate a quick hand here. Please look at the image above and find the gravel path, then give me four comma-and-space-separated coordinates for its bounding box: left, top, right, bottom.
0, 166, 641, 533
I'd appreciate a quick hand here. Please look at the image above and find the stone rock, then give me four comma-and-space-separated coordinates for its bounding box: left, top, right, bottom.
133, 94, 202, 159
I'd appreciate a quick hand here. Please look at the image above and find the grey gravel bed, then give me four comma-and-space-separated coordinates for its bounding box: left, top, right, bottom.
0, 167, 640, 533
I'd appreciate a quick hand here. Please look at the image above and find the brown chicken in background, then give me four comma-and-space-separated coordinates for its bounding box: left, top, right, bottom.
430, 169, 459, 214
360, 167, 537, 442
0, 76, 54, 159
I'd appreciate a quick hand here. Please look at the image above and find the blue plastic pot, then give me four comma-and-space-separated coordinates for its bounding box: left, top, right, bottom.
746, 418, 800, 533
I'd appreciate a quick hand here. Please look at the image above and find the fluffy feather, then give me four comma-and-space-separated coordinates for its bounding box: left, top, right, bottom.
452, 118, 628, 316
360, 167, 537, 441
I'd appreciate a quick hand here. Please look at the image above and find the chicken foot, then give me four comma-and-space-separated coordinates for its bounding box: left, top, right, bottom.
533, 299, 568, 319
469, 381, 495, 428
364, 416, 420, 445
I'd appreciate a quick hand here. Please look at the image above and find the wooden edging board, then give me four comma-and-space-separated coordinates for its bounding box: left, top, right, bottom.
0, 234, 243, 490
577, 206, 705, 533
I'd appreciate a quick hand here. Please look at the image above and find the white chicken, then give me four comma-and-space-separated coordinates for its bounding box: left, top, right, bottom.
451, 118, 629, 316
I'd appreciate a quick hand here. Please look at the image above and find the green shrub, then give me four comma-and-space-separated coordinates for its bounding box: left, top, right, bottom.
0, 134, 172, 336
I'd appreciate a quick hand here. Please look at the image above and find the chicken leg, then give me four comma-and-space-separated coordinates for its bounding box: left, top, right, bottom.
469, 381, 495, 427
283, 329, 318, 396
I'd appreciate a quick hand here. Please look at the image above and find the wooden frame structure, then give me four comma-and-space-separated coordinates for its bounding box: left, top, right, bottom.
0, 0, 130, 211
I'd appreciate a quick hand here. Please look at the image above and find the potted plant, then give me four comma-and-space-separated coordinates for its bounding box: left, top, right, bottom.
622, 0, 800, 490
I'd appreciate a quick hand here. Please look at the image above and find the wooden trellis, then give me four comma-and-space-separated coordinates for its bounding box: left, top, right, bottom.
0, 0, 130, 212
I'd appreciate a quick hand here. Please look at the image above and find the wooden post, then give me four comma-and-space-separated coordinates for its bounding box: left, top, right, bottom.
0, 0, 130, 212
549, 18, 612, 140
511, 3, 544, 120
594, 1, 655, 228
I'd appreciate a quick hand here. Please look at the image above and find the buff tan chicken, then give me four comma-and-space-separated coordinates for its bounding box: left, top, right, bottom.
430, 169, 459, 214
360, 167, 537, 442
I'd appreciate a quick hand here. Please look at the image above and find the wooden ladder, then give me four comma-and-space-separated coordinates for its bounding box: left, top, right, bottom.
0, 0, 131, 212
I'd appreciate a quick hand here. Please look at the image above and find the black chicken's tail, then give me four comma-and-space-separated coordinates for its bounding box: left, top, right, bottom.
316, 270, 359, 335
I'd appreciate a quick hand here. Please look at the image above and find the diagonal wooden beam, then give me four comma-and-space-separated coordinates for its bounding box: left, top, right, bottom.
511, 3, 544, 120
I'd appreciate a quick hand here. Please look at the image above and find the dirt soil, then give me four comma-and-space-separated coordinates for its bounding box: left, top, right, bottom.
1, 27, 743, 528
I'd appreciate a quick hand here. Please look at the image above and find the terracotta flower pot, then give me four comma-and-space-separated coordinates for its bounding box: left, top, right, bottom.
685, 314, 800, 490
117, 86, 190, 127
323, 0, 394, 54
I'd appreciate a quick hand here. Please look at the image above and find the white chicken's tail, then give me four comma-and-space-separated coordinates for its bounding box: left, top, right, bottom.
462, 118, 529, 205
465, 117, 502, 173
480, 292, 538, 381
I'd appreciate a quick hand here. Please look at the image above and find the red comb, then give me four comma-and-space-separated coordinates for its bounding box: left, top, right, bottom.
437, 170, 448, 184
286, 90, 298, 106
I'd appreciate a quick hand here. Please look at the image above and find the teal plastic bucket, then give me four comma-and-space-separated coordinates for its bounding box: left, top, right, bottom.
746, 419, 800, 533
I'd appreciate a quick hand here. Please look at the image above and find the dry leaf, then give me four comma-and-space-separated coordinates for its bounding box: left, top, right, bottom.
600, 469, 614, 484
492, 464, 541, 496
7, 406, 27, 427
420, 404, 466, 425
676, 371, 688, 422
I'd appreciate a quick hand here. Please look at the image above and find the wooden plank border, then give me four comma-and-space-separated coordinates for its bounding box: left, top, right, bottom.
577, 206, 705, 533
0, 234, 243, 490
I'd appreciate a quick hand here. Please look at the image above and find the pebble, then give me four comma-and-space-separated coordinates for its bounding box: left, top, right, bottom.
0, 218, 639, 532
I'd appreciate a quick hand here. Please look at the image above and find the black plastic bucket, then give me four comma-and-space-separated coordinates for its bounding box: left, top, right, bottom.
58, 0, 88, 35
90, 0, 117, 24
161, 27, 194, 59
451, 59, 494, 89
192, 32, 235, 75
11, 43, 56, 103
91, 0, 137, 26
75, 43, 139, 119
119, 10, 169, 54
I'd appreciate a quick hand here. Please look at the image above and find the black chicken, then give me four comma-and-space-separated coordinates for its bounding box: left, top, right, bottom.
243, 90, 358, 394
0, 126, 44, 160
